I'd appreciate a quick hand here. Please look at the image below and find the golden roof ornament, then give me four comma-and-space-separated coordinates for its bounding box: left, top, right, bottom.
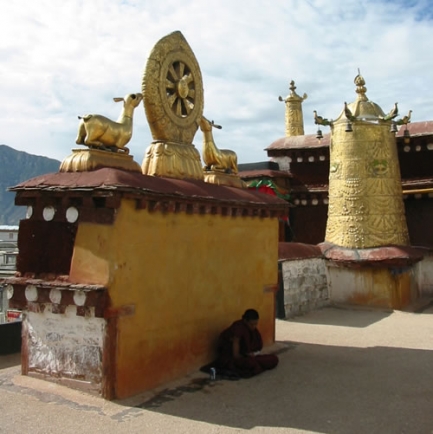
198, 116, 245, 188
141, 31, 205, 180
141, 31, 244, 187
60, 93, 143, 173
322, 71, 410, 248
279, 80, 307, 137
354, 70, 368, 101
335, 70, 386, 122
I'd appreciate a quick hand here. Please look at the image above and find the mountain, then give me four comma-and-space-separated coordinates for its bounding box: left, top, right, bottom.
0, 145, 61, 225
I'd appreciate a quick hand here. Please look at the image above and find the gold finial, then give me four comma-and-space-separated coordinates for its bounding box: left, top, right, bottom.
278, 80, 307, 137
354, 68, 368, 100
278, 80, 307, 103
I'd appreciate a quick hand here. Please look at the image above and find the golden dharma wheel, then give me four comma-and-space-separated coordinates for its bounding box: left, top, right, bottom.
142, 31, 204, 145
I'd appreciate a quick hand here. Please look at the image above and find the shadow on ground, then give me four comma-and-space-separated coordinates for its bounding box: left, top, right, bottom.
0, 352, 20, 370
117, 341, 433, 434
286, 305, 393, 328
2, 307, 433, 434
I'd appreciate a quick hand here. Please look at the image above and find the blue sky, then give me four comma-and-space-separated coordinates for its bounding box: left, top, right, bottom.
1, 0, 433, 164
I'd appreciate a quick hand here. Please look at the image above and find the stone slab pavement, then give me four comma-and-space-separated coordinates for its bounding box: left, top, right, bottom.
1, 303, 432, 434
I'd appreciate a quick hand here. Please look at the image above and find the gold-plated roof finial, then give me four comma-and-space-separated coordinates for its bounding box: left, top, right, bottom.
289, 80, 297, 95
278, 80, 307, 137
333, 70, 385, 122
279, 80, 307, 103
354, 68, 368, 101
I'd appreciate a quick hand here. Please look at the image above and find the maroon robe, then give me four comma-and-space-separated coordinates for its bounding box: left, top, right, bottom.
215, 319, 278, 378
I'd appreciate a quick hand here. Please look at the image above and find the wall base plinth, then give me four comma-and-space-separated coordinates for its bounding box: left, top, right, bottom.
320, 242, 424, 310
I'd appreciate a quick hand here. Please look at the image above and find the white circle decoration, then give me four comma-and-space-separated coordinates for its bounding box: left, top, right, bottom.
6, 285, 14, 300
25, 285, 38, 302
49, 289, 62, 304
73, 290, 87, 306
66, 207, 79, 223
43, 206, 56, 221
26, 206, 33, 219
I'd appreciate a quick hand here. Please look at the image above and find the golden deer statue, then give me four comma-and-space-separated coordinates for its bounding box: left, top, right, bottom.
76, 93, 143, 154
199, 116, 238, 174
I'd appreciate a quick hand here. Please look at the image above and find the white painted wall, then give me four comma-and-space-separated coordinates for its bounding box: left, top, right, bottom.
0, 288, 6, 324
26, 305, 106, 385
281, 257, 329, 317
326, 266, 366, 305
0, 227, 19, 242
414, 255, 433, 296
270, 156, 291, 171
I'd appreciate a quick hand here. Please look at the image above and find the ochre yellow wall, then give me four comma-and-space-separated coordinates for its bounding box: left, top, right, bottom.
70, 199, 279, 399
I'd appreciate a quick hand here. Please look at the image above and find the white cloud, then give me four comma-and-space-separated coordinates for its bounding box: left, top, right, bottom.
0, 0, 432, 165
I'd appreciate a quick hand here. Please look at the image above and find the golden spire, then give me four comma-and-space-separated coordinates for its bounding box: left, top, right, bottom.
333, 71, 385, 122
278, 80, 307, 137
354, 69, 368, 101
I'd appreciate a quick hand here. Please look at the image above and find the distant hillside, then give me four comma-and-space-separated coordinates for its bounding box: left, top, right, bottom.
0, 145, 60, 225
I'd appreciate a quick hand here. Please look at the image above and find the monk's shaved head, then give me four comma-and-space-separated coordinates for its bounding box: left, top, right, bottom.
242, 309, 259, 321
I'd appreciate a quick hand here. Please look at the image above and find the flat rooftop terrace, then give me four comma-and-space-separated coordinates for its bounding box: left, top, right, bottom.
1, 303, 432, 434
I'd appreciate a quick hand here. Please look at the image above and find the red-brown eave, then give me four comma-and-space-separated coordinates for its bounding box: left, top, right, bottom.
266, 133, 330, 151
238, 169, 293, 180
319, 242, 424, 268
10, 168, 289, 210
402, 177, 433, 190
278, 242, 323, 261
266, 121, 433, 151
290, 183, 329, 193
396, 120, 433, 138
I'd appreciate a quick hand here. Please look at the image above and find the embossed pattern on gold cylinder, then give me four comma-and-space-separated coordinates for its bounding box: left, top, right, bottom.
279, 81, 307, 137
285, 100, 305, 137
325, 76, 409, 248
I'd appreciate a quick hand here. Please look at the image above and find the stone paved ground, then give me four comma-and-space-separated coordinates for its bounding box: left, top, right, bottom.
1, 303, 432, 434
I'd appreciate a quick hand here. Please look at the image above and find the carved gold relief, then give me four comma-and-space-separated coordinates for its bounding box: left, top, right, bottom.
329, 162, 340, 177
143, 31, 203, 144
142, 141, 204, 180
279, 80, 307, 137
364, 177, 402, 196
367, 159, 389, 176
325, 76, 409, 248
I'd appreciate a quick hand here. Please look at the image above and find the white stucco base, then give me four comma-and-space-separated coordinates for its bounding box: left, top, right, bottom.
414, 254, 433, 297
25, 305, 105, 386
281, 257, 329, 317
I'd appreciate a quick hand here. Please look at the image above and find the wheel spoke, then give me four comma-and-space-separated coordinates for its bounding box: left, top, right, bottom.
176, 99, 182, 116
184, 73, 193, 84
183, 99, 191, 115
167, 93, 177, 108
165, 61, 197, 117
165, 79, 175, 89
187, 89, 195, 99
168, 65, 178, 81
178, 62, 185, 78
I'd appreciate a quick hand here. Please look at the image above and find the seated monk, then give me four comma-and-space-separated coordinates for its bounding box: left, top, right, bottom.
213, 309, 279, 378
